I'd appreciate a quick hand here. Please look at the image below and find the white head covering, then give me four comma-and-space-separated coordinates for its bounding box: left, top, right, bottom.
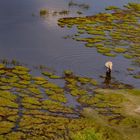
105, 61, 113, 70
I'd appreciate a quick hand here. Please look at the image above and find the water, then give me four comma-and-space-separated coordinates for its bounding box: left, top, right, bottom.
0, 0, 140, 87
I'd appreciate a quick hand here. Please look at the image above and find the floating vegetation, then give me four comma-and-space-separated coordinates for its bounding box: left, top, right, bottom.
63, 35, 74, 39
105, 6, 120, 11
123, 54, 133, 59
39, 1, 90, 18
133, 73, 140, 79
42, 71, 61, 79
127, 68, 135, 71
40, 9, 49, 16
68, 0, 90, 10
114, 47, 127, 53
0, 62, 139, 139
58, 2, 140, 65
0, 59, 23, 66
39, 8, 70, 17
59, 10, 70, 15
77, 11, 83, 15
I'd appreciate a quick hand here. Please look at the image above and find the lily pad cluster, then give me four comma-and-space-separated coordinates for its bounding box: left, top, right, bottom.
0, 64, 98, 139
0, 63, 140, 139
58, 2, 140, 65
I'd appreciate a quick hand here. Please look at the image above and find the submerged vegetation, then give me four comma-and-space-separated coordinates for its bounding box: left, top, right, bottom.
0, 62, 139, 140
68, 0, 90, 10
58, 2, 140, 65
39, 1, 90, 17
40, 9, 49, 16
40, 8, 70, 17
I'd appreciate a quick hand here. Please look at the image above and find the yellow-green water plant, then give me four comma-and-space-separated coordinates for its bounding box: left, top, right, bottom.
58, 2, 140, 65
70, 128, 103, 140
40, 9, 49, 16
0, 63, 140, 139
42, 71, 61, 79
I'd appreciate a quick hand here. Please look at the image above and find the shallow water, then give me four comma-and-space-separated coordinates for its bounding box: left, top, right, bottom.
0, 0, 140, 87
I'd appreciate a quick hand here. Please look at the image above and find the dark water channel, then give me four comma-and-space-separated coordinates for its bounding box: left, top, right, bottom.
0, 0, 140, 88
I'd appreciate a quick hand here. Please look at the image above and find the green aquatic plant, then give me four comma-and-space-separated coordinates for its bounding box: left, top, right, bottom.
12, 66, 29, 76
58, 2, 140, 65
27, 87, 41, 94
43, 100, 73, 113
48, 93, 67, 103
68, 1, 90, 10
97, 47, 112, 55
5, 132, 25, 140
0, 64, 5, 69
0, 63, 140, 139
22, 96, 40, 105
0, 77, 18, 83
123, 54, 133, 59
42, 71, 61, 79
87, 30, 105, 36
104, 53, 116, 57
90, 79, 98, 86
45, 89, 56, 95
133, 74, 140, 79
71, 89, 87, 96
0, 91, 16, 101
85, 43, 94, 47
105, 6, 120, 11
78, 95, 95, 105
64, 70, 73, 75
14, 66, 29, 71
42, 82, 60, 90
126, 89, 140, 95
42, 71, 52, 76
0, 121, 15, 134
78, 77, 90, 84
19, 74, 31, 81
126, 2, 140, 11
127, 68, 135, 71
45, 88, 67, 103
33, 76, 47, 85
19, 80, 30, 85
59, 10, 70, 15
49, 75, 61, 79
0, 96, 18, 108
114, 47, 127, 53
70, 128, 103, 140
11, 83, 27, 89
0, 85, 12, 90
40, 9, 48, 16
0, 70, 6, 75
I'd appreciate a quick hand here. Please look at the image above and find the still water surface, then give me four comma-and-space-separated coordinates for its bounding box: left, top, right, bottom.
0, 0, 140, 87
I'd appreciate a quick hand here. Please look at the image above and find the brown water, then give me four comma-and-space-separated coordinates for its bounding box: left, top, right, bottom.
0, 0, 140, 87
